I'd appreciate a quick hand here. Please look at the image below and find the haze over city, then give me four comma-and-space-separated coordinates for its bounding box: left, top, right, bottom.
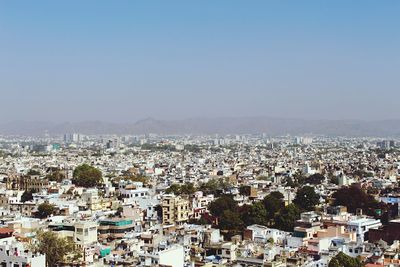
1, 1, 399, 123
2, 2, 400, 267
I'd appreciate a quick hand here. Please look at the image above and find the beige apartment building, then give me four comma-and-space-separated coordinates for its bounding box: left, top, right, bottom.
5, 174, 48, 192
162, 194, 190, 225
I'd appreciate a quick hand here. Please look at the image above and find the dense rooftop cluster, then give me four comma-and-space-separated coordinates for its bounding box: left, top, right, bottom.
0, 133, 399, 267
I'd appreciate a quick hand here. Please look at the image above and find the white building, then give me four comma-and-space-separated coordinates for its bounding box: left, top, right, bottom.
346, 218, 382, 243
0, 237, 45, 267
245, 224, 288, 245
139, 245, 184, 267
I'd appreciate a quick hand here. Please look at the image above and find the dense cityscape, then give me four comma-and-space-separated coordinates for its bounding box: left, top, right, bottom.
2, 1, 399, 266
0, 133, 399, 266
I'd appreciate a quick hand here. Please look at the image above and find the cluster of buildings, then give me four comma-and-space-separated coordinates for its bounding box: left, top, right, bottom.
0, 134, 399, 266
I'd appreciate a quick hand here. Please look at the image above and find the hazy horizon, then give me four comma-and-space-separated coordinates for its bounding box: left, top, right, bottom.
1, 1, 399, 123
2, 116, 400, 125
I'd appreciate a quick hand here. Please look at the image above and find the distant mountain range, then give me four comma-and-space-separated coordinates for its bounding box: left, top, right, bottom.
0, 117, 399, 137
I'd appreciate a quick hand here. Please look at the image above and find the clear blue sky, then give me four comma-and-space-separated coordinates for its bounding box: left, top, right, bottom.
0, 1, 399, 122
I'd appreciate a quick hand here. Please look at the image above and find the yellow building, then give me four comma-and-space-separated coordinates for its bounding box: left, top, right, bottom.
162, 194, 189, 225
80, 190, 102, 211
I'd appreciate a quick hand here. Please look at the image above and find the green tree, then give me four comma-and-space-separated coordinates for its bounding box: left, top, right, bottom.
197, 215, 212, 225
165, 184, 181, 195
219, 210, 244, 231
293, 170, 307, 186
180, 183, 196, 195
114, 174, 150, 187
263, 192, 285, 224
307, 173, 325, 185
274, 204, 301, 232
243, 202, 268, 226
21, 190, 34, 202
72, 164, 102, 188
269, 191, 284, 200
209, 195, 238, 218
199, 178, 230, 196
286, 177, 296, 188
128, 175, 149, 185
328, 252, 362, 267
30, 230, 81, 267
293, 186, 319, 211
239, 185, 251, 196
46, 168, 65, 182
332, 185, 382, 216
37, 203, 55, 218
165, 183, 196, 195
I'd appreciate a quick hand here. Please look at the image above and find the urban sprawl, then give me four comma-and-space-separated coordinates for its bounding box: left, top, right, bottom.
0, 133, 399, 267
